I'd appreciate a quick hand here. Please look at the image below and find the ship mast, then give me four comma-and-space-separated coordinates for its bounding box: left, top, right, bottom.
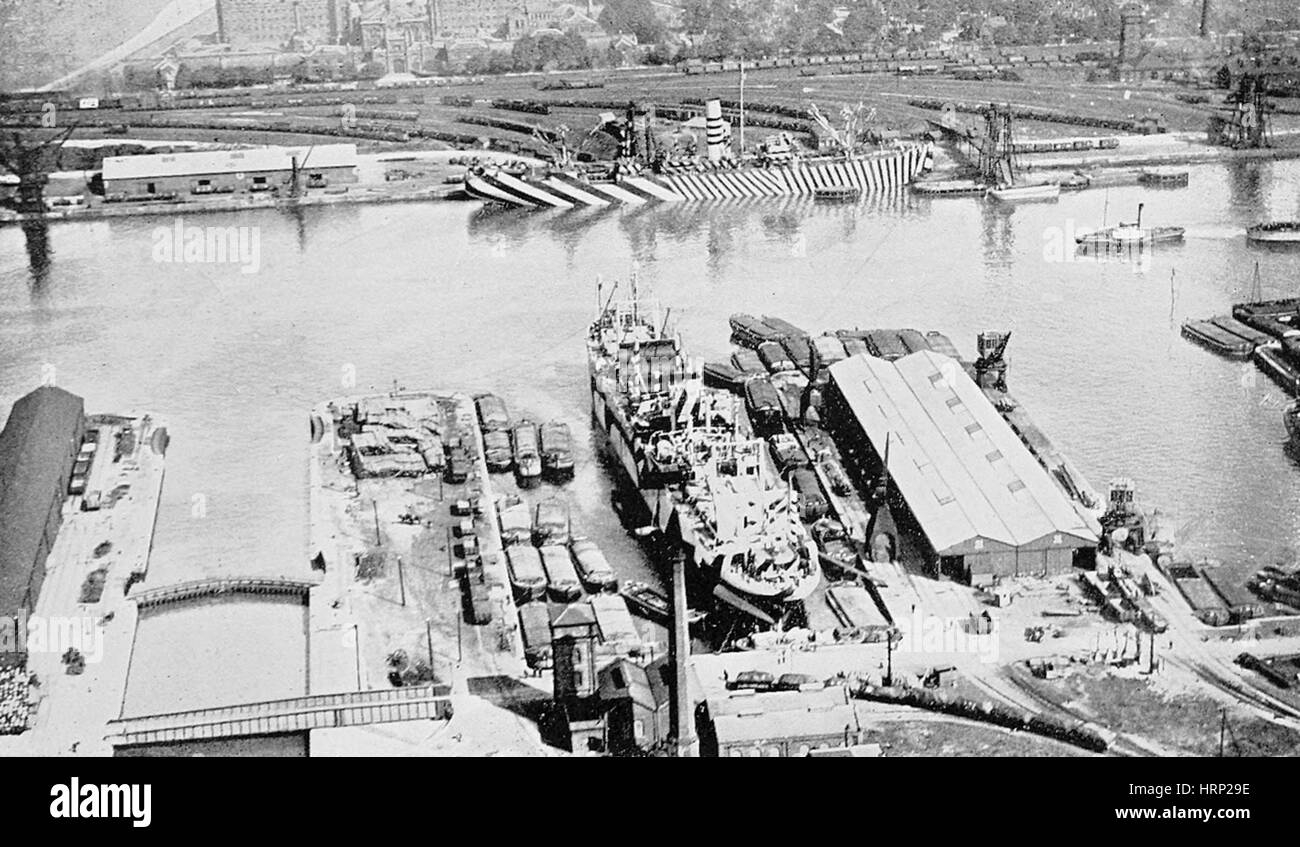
739, 59, 746, 154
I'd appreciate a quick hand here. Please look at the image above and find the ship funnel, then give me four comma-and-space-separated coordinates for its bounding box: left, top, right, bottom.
705, 99, 727, 163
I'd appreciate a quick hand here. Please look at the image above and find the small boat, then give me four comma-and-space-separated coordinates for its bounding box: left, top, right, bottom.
511, 419, 542, 481
1286, 402, 1299, 446
1138, 168, 1189, 187
757, 340, 797, 373
730, 348, 765, 375
744, 376, 785, 434
1060, 172, 1092, 191
703, 361, 747, 391
506, 546, 547, 602
988, 181, 1060, 202
482, 429, 513, 472
620, 580, 706, 626
498, 500, 531, 546
570, 537, 618, 592
475, 394, 511, 432
814, 184, 860, 202
728, 314, 783, 348
539, 544, 584, 602
533, 496, 571, 547
1247, 221, 1300, 245
540, 420, 574, 478
911, 178, 987, 197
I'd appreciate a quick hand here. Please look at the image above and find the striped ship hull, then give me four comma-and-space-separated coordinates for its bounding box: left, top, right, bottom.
465, 144, 932, 209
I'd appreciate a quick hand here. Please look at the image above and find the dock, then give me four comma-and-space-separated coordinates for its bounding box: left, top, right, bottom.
308, 390, 526, 700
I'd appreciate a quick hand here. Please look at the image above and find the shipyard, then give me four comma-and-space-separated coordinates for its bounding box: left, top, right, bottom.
3, 0, 1300, 793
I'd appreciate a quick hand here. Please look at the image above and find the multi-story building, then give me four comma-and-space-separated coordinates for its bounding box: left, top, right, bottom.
216, 0, 345, 47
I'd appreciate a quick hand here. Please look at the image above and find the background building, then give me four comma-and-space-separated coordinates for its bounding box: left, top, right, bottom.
0, 386, 86, 620
217, 0, 345, 47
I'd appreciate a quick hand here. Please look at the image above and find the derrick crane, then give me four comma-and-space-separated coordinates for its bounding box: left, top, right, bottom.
0, 124, 77, 214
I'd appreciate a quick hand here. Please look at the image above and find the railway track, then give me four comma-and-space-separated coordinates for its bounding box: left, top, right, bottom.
966, 666, 1162, 757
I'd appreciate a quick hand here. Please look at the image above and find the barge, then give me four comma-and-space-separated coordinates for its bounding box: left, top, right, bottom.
1180, 315, 1271, 359
1247, 221, 1300, 245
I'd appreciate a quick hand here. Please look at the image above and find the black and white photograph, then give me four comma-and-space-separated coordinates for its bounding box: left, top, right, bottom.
0, 0, 1295, 801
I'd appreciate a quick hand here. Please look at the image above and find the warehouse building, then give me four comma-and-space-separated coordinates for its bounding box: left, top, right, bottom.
825, 351, 1097, 583
101, 144, 359, 199
705, 687, 863, 757
0, 386, 85, 618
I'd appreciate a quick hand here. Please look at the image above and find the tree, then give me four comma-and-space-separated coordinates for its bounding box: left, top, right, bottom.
512, 35, 540, 71
842, 5, 885, 48
598, 0, 667, 44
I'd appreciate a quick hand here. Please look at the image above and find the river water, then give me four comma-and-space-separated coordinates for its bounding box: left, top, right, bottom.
3, 159, 1300, 597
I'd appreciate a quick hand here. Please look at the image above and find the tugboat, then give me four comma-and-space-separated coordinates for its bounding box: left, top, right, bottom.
1076, 203, 1184, 248
589, 275, 821, 617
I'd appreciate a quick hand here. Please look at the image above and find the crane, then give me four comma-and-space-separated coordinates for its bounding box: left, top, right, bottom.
0, 124, 77, 214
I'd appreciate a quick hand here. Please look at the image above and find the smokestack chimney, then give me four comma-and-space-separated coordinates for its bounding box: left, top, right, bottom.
1199, 0, 1210, 37
669, 549, 697, 757
704, 99, 726, 164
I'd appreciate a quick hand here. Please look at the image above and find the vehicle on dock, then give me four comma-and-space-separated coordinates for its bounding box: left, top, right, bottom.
1247, 221, 1300, 246
744, 376, 785, 434
475, 393, 511, 432
533, 497, 571, 547
570, 537, 618, 592
620, 580, 706, 625
774, 673, 824, 691
768, 432, 810, 473
506, 546, 548, 602
512, 419, 542, 482
539, 544, 584, 601
498, 500, 531, 546
726, 670, 776, 691
482, 429, 513, 472
518, 602, 553, 669
540, 421, 574, 479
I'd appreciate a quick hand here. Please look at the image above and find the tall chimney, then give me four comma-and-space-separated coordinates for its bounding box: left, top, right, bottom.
669, 549, 697, 757
704, 99, 726, 163
1199, 0, 1210, 37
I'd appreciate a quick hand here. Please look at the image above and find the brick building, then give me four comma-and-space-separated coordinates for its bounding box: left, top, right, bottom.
217, 0, 345, 47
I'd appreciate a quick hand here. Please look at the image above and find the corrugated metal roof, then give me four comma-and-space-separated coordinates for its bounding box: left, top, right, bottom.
0, 386, 84, 615
829, 351, 1096, 555
102, 144, 358, 181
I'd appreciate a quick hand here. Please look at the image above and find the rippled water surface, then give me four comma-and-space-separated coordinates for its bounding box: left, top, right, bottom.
3, 159, 1299, 594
